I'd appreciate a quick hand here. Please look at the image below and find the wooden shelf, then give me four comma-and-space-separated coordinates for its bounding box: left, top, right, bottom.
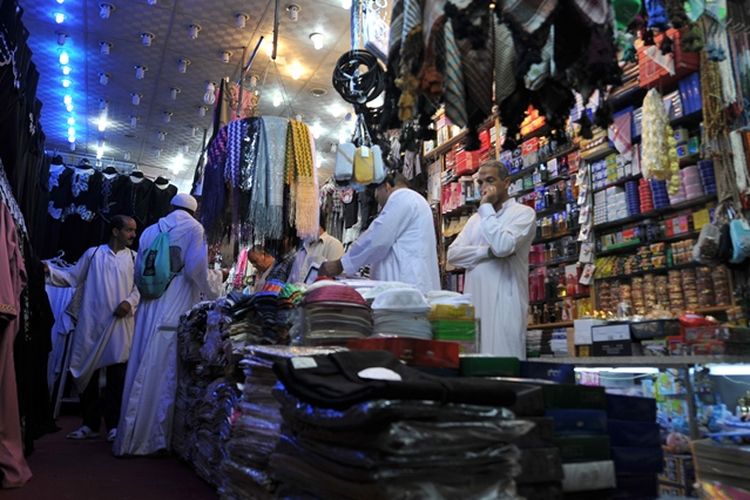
528, 320, 574, 329
594, 260, 706, 281
530, 294, 590, 306
509, 144, 578, 182
423, 113, 498, 162
533, 229, 577, 245
529, 255, 579, 269
528, 355, 749, 367
593, 173, 643, 193
593, 194, 717, 232
596, 231, 699, 257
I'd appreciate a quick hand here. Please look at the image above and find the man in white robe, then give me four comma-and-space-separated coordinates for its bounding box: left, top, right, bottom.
114, 194, 223, 456
288, 213, 345, 284
447, 161, 536, 359
45, 215, 139, 442
319, 172, 440, 293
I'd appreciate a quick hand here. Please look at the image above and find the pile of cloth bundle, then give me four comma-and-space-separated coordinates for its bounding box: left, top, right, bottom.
174, 301, 240, 486
268, 350, 534, 499
300, 282, 373, 344
371, 287, 432, 339
222, 283, 304, 345
220, 345, 345, 499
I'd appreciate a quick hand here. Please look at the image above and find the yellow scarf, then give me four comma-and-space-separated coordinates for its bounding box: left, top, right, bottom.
285, 120, 318, 238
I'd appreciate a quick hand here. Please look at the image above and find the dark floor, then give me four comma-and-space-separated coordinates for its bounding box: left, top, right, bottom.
0, 416, 217, 500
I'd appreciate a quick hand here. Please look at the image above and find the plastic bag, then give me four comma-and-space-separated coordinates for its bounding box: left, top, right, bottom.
729, 217, 750, 264
692, 222, 721, 263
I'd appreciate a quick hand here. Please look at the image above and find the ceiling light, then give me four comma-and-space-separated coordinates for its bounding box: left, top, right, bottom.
97, 115, 108, 132
248, 75, 258, 88
59, 51, 69, 65
99, 3, 114, 19
272, 92, 282, 108
141, 32, 154, 46
264, 37, 274, 59
188, 24, 201, 40
68, 135, 76, 144
54, 12, 65, 24
57, 32, 67, 46
309, 32, 324, 50
67, 126, 75, 136
341, 0, 352, 8
288, 61, 304, 80
134, 65, 147, 79
198, 105, 207, 117
99, 72, 109, 85
67, 117, 75, 126
170, 87, 181, 100
130, 115, 137, 128
178, 58, 190, 74
328, 103, 346, 117
99, 98, 109, 111
170, 153, 186, 174
235, 13, 249, 28
66, 103, 74, 112
192, 126, 199, 137
157, 131, 166, 142
286, 4, 300, 22
63, 95, 72, 106
62, 78, 71, 88
163, 111, 172, 123
100, 42, 111, 55
62, 65, 71, 75
131, 93, 142, 106
221, 51, 231, 64
311, 122, 323, 139
204, 82, 216, 104
56, 0, 65, 4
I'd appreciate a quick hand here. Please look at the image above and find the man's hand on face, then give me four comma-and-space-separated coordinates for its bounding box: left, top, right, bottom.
318, 260, 344, 277
113, 301, 132, 318
481, 185, 499, 206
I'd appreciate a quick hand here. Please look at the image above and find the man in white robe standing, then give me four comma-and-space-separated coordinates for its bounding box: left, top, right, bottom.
447, 161, 536, 359
45, 215, 139, 442
114, 194, 223, 456
319, 172, 440, 293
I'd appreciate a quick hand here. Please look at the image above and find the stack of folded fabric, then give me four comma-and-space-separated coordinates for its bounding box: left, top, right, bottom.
221, 345, 346, 499
269, 350, 534, 499
371, 287, 432, 339
301, 284, 373, 344
174, 301, 240, 487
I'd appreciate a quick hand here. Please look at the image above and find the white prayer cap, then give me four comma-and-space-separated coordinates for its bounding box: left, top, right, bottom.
171, 193, 198, 212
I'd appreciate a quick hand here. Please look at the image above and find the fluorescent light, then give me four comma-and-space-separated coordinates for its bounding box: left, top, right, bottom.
56, 0, 65, 4
67, 127, 75, 136
66, 104, 74, 112
288, 61, 304, 80
272, 92, 282, 108
573, 367, 660, 374
59, 51, 69, 65
67, 117, 75, 125
707, 364, 750, 376
63, 95, 72, 105
62, 66, 71, 75
54, 12, 65, 24
170, 153, 186, 174
97, 116, 108, 132
309, 33, 324, 50
328, 103, 346, 118
67, 135, 75, 143
62, 78, 71, 88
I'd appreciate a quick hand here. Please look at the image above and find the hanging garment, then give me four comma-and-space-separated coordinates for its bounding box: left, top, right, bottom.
447, 199, 536, 359
46, 244, 139, 392
0, 201, 32, 488
57, 167, 104, 262
285, 120, 318, 239
341, 189, 440, 293
200, 125, 230, 244
503, 0, 559, 34
45, 284, 75, 393
114, 210, 223, 456
263, 117, 288, 241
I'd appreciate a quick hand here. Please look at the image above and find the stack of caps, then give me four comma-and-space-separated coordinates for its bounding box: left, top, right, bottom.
668, 174, 688, 204
371, 287, 432, 339
698, 160, 717, 194
650, 179, 670, 209
625, 180, 640, 216
301, 283, 373, 344
639, 179, 654, 213
681, 165, 705, 200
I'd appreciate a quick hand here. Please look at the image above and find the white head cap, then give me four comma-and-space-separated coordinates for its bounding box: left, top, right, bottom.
171, 193, 198, 213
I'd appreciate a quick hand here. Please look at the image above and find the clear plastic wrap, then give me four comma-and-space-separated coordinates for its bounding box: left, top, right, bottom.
693, 222, 721, 263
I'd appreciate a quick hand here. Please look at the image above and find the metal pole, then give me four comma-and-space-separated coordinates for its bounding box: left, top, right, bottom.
272, 0, 280, 60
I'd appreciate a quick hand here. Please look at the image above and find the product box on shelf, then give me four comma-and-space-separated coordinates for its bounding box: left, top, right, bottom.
520, 361, 576, 384
638, 28, 701, 88
591, 323, 631, 342
346, 337, 460, 369
574, 319, 607, 345
592, 339, 633, 357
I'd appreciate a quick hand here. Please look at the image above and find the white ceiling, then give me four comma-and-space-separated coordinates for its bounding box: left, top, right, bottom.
19, 0, 355, 190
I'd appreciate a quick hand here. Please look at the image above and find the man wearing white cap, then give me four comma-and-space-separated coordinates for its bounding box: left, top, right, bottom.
114, 193, 224, 456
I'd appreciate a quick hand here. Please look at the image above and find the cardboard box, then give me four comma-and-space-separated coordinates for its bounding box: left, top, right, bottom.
592, 339, 633, 356
591, 323, 631, 343
574, 319, 607, 345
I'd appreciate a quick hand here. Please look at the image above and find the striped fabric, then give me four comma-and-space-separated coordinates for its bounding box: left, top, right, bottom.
457, 14, 493, 118
494, 17, 517, 105
442, 19, 468, 128
224, 118, 248, 187
388, 0, 404, 56
401, 0, 421, 46
503, 0, 558, 34
572, 0, 610, 25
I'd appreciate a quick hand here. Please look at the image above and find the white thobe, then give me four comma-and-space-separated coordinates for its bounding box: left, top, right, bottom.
114, 210, 223, 456
342, 189, 440, 293
288, 232, 345, 284
47, 245, 139, 392
447, 199, 536, 359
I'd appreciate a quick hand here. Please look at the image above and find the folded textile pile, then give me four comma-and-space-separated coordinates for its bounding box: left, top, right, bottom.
174, 301, 241, 486
371, 287, 432, 339
222, 284, 301, 345
268, 350, 532, 499
301, 284, 373, 344
220, 345, 346, 500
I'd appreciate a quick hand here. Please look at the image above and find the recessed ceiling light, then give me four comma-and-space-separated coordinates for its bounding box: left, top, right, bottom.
54, 12, 65, 24
310, 87, 327, 97
288, 61, 304, 80
141, 32, 154, 46
309, 33, 324, 50
56, 32, 67, 46
62, 65, 71, 75
188, 24, 201, 40
286, 4, 300, 22
235, 13, 249, 29
59, 51, 69, 65
99, 3, 114, 19
100, 42, 112, 55
178, 58, 191, 74
62, 78, 71, 88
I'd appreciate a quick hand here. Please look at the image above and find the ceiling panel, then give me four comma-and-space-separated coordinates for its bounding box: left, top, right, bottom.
19, 0, 354, 185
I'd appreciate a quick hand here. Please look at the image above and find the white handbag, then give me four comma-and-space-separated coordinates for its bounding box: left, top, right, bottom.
335, 142, 355, 182
371, 144, 385, 184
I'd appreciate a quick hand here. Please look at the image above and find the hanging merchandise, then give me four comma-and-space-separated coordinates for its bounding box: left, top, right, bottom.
332, 49, 386, 144
640, 89, 679, 194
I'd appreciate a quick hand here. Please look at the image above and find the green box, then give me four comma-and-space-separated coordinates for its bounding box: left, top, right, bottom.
459, 356, 520, 377
431, 320, 476, 342
553, 435, 612, 463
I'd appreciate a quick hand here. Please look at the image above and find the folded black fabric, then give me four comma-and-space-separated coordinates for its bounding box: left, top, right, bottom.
273, 350, 518, 410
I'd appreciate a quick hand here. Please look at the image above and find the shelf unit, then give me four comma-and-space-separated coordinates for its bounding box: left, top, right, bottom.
593, 194, 717, 232
529, 355, 747, 367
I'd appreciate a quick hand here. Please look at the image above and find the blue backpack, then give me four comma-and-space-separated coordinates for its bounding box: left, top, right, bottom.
136, 230, 178, 299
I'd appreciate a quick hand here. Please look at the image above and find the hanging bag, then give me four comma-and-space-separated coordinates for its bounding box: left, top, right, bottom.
729, 209, 750, 264
353, 114, 375, 184
136, 229, 180, 299
335, 142, 355, 182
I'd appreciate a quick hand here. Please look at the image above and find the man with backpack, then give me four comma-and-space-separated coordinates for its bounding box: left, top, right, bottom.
114, 193, 224, 456
44, 215, 139, 443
